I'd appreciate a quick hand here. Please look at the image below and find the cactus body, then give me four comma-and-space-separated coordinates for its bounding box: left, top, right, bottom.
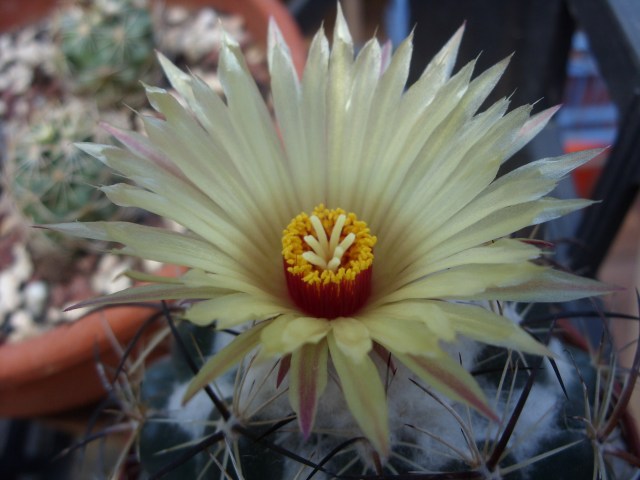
57, 0, 156, 107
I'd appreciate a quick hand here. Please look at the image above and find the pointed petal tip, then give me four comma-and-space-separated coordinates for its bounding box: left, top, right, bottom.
267, 16, 287, 46
155, 49, 169, 63
604, 282, 626, 294
62, 292, 119, 312
525, 103, 562, 130
333, 1, 353, 45
183, 324, 269, 406
100, 121, 125, 138
268, 15, 277, 31
548, 103, 562, 115
220, 22, 241, 49
527, 340, 556, 359
267, 16, 283, 62
298, 410, 314, 440
276, 354, 291, 388
497, 52, 514, 69
300, 424, 312, 440
182, 382, 198, 406
74, 141, 98, 151
482, 405, 500, 423
380, 39, 393, 73
182, 363, 217, 406
453, 22, 466, 38
448, 23, 465, 49
63, 300, 86, 312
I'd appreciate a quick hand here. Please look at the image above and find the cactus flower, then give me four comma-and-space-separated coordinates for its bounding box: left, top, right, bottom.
51, 6, 609, 456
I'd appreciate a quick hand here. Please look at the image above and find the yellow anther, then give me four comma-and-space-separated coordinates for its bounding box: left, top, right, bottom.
282, 205, 376, 285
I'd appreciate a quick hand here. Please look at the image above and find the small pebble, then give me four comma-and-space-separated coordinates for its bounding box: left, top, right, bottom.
91, 254, 133, 294
7, 310, 40, 343
165, 6, 189, 24
59, 306, 87, 323
12, 244, 33, 282
46, 306, 63, 324
142, 259, 163, 273
0, 271, 21, 314
23, 281, 48, 318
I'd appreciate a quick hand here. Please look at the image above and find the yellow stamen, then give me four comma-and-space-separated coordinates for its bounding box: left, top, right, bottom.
282, 205, 376, 286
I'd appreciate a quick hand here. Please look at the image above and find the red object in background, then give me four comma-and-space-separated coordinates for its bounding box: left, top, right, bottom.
565, 140, 609, 198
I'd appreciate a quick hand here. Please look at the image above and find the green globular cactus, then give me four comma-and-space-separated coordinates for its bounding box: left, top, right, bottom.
133, 315, 640, 480
56, 0, 156, 108
10, 100, 116, 225
5, 98, 121, 278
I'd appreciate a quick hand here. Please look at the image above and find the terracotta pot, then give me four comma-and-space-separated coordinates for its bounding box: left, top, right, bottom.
0, 0, 306, 418
0, 265, 181, 417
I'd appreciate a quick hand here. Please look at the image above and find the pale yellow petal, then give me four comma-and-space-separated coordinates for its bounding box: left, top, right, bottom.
394, 350, 496, 421
432, 301, 551, 356
326, 2, 354, 203
299, 27, 329, 205
330, 317, 373, 361
354, 33, 413, 214
101, 183, 275, 286
140, 113, 278, 242
218, 38, 297, 223
361, 315, 441, 355
379, 104, 532, 272
389, 238, 540, 292
416, 197, 593, 265
260, 315, 330, 356
289, 340, 329, 437
462, 268, 615, 302
47, 221, 239, 278
270, 30, 311, 207
183, 294, 287, 327
67, 283, 221, 311
328, 331, 390, 456
183, 320, 270, 404
503, 105, 560, 161
378, 299, 550, 356
368, 301, 458, 343
338, 37, 381, 208
367, 60, 476, 229
157, 51, 196, 106
376, 262, 545, 305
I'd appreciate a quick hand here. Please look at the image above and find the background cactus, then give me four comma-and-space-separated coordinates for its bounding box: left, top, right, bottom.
55, 0, 156, 108
9, 100, 116, 225
3, 0, 158, 271
3, 98, 127, 279
0, 0, 254, 343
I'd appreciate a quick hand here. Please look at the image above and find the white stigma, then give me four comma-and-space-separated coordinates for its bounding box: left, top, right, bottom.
302, 214, 355, 272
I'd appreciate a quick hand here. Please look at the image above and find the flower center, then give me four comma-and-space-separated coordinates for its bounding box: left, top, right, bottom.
282, 205, 376, 319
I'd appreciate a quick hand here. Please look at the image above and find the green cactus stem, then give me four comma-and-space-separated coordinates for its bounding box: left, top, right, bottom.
56, 0, 156, 107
